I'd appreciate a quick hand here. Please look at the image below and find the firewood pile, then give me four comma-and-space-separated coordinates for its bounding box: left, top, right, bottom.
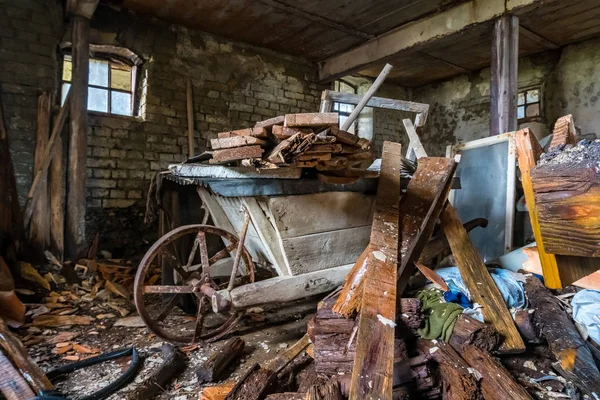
208, 112, 376, 184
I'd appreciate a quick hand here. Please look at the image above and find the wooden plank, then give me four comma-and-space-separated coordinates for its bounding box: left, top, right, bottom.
490, 15, 519, 137
242, 197, 292, 276
210, 146, 263, 163
254, 116, 284, 129
296, 153, 331, 161
49, 134, 64, 259
402, 119, 427, 159
282, 226, 371, 275
65, 15, 89, 261
271, 125, 312, 140
304, 144, 342, 154
187, 77, 195, 158
0, 350, 36, 400
30, 91, 51, 251
210, 136, 266, 150
350, 141, 401, 400
515, 128, 562, 288
217, 127, 268, 139
440, 205, 525, 352
284, 113, 338, 128
229, 264, 351, 309
267, 192, 375, 239
329, 126, 359, 145
549, 114, 577, 150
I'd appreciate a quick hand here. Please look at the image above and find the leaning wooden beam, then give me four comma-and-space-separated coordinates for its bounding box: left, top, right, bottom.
318, 0, 542, 80
440, 206, 525, 352
340, 64, 393, 132
402, 119, 427, 158
349, 141, 402, 400
23, 93, 71, 227
524, 275, 600, 398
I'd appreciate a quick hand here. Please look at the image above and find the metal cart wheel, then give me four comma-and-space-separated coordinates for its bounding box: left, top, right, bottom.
133, 224, 255, 344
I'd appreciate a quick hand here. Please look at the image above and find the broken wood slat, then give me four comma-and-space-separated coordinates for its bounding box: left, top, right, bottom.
549, 114, 576, 150
306, 381, 343, 400
440, 206, 525, 353
272, 125, 312, 139
329, 126, 359, 145
255, 116, 284, 129
461, 345, 532, 400
418, 340, 482, 400
30, 91, 52, 251
218, 127, 268, 139
129, 343, 186, 400
210, 146, 264, 163
211, 136, 266, 150
349, 141, 401, 400
396, 157, 457, 295
31, 314, 94, 327
266, 132, 304, 164
332, 246, 369, 318
346, 151, 373, 162
515, 128, 562, 289
24, 92, 71, 227
304, 144, 342, 154
0, 318, 53, 393
196, 337, 244, 384
524, 275, 600, 397
0, 349, 36, 400
448, 314, 500, 353
284, 113, 338, 128
296, 153, 331, 162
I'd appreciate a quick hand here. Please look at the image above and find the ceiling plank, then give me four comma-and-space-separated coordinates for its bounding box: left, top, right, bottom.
519, 25, 559, 50
318, 0, 548, 81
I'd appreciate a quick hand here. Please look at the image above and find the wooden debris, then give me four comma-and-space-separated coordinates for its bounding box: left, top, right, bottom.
448, 314, 500, 353
549, 114, 576, 150
32, 314, 94, 327
200, 382, 235, 400
265, 394, 304, 400
332, 246, 369, 318
211, 146, 264, 164
329, 126, 359, 145
316, 173, 357, 185
218, 127, 268, 139
0, 349, 36, 400
272, 125, 312, 139
196, 337, 245, 384
284, 113, 338, 128
524, 275, 600, 397
19, 262, 50, 290
105, 279, 131, 299
129, 343, 186, 400
255, 116, 285, 129
211, 136, 267, 150
304, 144, 342, 154
440, 205, 525, 353
306, 381, 343, 400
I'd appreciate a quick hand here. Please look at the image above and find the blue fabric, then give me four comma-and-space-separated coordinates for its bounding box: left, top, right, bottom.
434, 267, 527, 309
572, 290, 600, 344
443, 290, 472, 308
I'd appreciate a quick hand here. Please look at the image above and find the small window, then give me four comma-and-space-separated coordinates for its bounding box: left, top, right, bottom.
517, 88, 540, 121
61, 55, 135, 116
333, 80, 358, 134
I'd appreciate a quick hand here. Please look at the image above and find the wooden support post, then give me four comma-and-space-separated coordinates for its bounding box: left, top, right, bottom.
66, 14, 90, 260
187, 77, 195, 157
30, 92, 52, 252
490, 15, 519, 136
349, 141, 401, 400
49, 133, 64, 259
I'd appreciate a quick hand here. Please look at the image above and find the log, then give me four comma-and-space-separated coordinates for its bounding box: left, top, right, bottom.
0, 349, 36, 400
0, 318, 53, 393
350, 142, 402, 400
461, 345, 532, 400
129, 343, 186, 400
306, 381, 343, 400
441, 205, 525, 353
524, 275, 600, 398
448, 314, 500, 353
196, 337, 245, 384
418, 340, 482, 400
210, 146, 264, 163
284, 113, 338, 128
30, 91, 52, 251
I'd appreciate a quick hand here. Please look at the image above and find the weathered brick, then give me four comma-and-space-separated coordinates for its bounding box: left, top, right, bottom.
88, 179, 117, 189
103, 199, 136, 208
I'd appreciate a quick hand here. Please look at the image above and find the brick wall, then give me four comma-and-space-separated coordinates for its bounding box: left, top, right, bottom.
0, 0, 62, 204
371, 85, 414, 156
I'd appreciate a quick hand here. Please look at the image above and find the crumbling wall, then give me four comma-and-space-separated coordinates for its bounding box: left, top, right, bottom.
0, 0, 62, 204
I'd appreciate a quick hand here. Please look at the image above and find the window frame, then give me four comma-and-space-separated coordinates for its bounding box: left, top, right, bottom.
61, 53, 138, 117
333, 79, 358, 133
517, 86, 542, 123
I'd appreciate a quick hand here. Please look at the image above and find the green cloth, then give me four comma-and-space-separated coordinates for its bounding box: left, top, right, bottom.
416, 289, 463, 342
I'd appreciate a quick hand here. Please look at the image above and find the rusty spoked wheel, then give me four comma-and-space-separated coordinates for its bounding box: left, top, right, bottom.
134, 224, 254, 344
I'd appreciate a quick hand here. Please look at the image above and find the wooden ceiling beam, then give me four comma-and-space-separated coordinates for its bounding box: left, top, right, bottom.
318, 0, 547, 81
66, 0, 100, 19
520, 25, 560, 50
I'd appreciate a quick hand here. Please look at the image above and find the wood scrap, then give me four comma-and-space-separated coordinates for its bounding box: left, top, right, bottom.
211, 136, 267, 150
19, 262, 51, 290
196, 337, 245, 384
284, 113, 338, 128
549, 114, 576, 150
440, 206, 526, 353
448, 314, 500, 353
211, 146, 264, 164
332, 246, 369, 318
218, 127, 268, 139
265, 394, 304, 400
306, 381, 343, 400
31, 314, 94, 327
200, 381, 235, 400
128, 343, 186, 400
0, 349, 36, 400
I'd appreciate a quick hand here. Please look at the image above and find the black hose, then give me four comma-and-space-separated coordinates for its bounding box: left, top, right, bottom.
36, 347, 141, 400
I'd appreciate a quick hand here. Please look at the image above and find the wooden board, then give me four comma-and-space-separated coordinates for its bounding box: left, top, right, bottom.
282, 226, 371, 275
549, 114, 576, 150
284, 113, 338, 128
217, 127, 268, 139
210, 136, 266, 150
350, 141, 401, 400
49, 135, 64, 258
441, 205, 525, 352
254, 116, 284, 129
272, 125, 312, 139
304, 144, 342, 154
329, 126, 359, 145
210, 146, 264, 163
267, 192, 375, 239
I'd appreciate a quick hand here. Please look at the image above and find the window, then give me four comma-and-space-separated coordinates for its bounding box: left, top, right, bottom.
61, 55, 135, 116
333, 80, 358, 134
517, 88, 540, 121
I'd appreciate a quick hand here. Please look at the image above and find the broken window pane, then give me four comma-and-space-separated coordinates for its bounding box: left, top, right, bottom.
62, 58, 72, 82
526, 103, 540, 118
111, 91, 132, 116
111, 68, 131, 91
88, 87, 108, 113
89, 59, 109, 87
517, 92, 525, 106
517, 106, 525, 119
61, 83, 71, 105
526, 90, 539, 103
